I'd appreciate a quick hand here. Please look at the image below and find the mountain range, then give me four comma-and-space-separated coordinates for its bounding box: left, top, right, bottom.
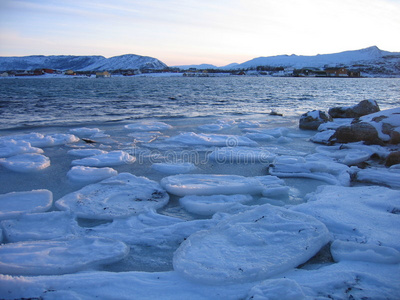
0, 46, 399, 76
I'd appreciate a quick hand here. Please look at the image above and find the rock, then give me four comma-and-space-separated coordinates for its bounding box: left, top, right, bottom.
299, 110, 332, 130
328, 100, 380, 118
330, 122, 381, 144
385, 151, 400, 167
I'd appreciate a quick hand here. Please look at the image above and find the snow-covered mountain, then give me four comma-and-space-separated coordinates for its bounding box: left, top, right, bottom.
234, 46, 400, 73
0, 54, 167, 71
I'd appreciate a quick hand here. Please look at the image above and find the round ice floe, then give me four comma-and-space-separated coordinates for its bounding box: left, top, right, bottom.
67, 166, 118, 183
56, 173, 169, 219
71, 150, 135, 167
151, 162, 196, 174
0, 133, 79, 147
166, 132, 258, 147
179, 194, 253, 216
208, 147, 275, 163
161, 174, 284, 196
69, 127, 103, 138
124, 121, 172, 131
128, 131, 163, 143
0, 237, 129, 275
0, 190, 53, 220
173, 204, 330, 284
0, 153, 50, 172
67, 148, 108, 157
330, 240, 400, 264
1, 211, 80, 242
293, 185, 400, 250
0, 139, 43, 158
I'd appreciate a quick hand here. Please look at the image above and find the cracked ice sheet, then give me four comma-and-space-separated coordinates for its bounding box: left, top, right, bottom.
160, 174, 286, 197
173, 204, 330, 284
55, 173, 169, 220
292, 185, 400, 251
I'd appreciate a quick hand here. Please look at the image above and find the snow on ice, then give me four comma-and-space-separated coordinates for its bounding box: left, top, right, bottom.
124, 121, 172, 131
151, 162, 197, 174
71, 150, 135, 167
67, 166, 118, 183
0, 153, 50, 172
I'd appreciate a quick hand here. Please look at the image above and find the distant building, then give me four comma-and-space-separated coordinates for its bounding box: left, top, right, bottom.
325, 68, 348, 77
43, 69, 55, 74
96, 71, 111, 78
65, 70, 76, 76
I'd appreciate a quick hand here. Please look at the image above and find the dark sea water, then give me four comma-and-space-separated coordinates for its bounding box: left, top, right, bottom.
1, 76, 399, 130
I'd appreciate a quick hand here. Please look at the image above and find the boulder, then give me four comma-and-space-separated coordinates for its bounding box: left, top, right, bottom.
328, 100, 380, 118
330, 122, 381, 144
299, 110, 332, 130
385, 151, 400, 167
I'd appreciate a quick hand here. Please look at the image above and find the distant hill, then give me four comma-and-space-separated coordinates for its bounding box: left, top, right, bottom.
0, 54, 167, 71
172, 64, 218, 70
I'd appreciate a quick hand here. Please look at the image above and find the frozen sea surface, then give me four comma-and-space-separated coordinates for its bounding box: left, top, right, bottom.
0, 77, 399, 299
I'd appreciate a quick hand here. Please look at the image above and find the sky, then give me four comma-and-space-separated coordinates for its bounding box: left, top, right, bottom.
0, 0, 399, 67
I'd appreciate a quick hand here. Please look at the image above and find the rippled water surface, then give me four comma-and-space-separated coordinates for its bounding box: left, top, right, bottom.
1, 77, 399, 130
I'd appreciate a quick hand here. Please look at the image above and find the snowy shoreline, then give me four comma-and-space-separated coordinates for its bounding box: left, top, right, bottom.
0, 103, 399, 299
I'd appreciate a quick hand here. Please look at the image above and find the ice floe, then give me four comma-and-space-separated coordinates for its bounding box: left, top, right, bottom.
238, 120, 260, 128
166, 132, 258, 147
330, 240, 400, 264
124, 121, 172, 131
128, 131, 163, 143
208, 147, 275, 163
71, 150, 135, 167
67, 166, 118, 183
173, 204, 330, 284
269, 155, 350, 186
293, 185, 400, 250
179, 194, 253, 216
0, 153, 50, 172
1, 211, 80, 242
198, 119, 235, 132
67, 148, 108, 157
0, 132, 79, 147
0, 139, 43, 158
0, 237, 129, 275
56, 173, 169, 219
151, 162, 197, 174
246, 278, 307, 300
69, 127, 104, 138
161, 174, 286, 196
355, 166, 400, 188
0, 190, 53, 220
315, 145, 371, 165
243, 127, 289, 138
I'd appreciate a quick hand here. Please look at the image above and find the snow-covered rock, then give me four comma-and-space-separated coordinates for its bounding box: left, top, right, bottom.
56, 173, 169, 219
328, 100, 380, 118
160, 174, 286, 196
67, 166, 118, 183
299, 110, 332, 130
173, 204, 330, 284
0, 153, 50, 172
71, 150, 135, 167
0, 237, 129, 275
0, 190, 53, 220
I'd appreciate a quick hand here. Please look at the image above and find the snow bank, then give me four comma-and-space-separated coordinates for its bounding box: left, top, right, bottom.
166, 132, 258, 147
71, 150, 135, 167
0, 190, 52, 220
1, 211, 80, 242
293, 185, 400, 251
124, 121, 172, 131
173, 204, 330, 284
179, 194, 253, 216
56, 173, 169, 219
0, 153, 50, 172
0, 139, 43, 158
161, 174, 285, 196
67, 166, 118, 183
151, 162, 197, 174
0, 237, 129, 275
